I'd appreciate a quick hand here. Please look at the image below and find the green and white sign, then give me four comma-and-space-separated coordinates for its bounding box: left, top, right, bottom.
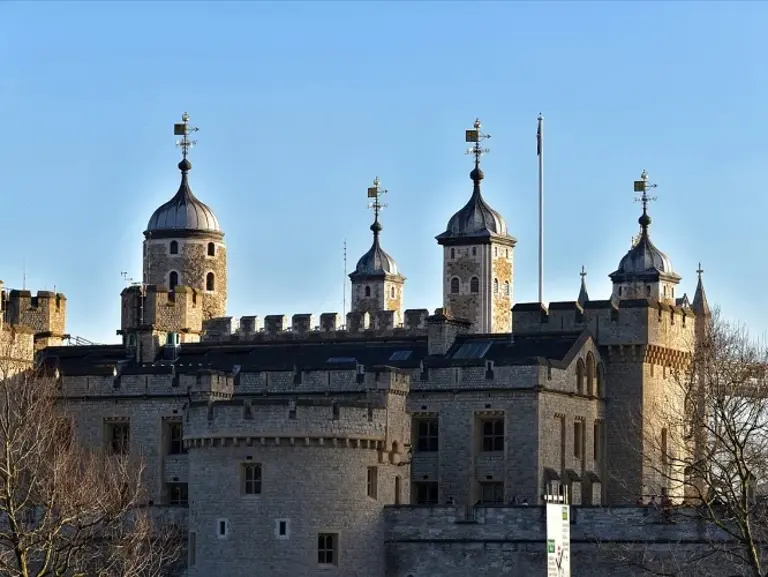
546, 503, 571, 577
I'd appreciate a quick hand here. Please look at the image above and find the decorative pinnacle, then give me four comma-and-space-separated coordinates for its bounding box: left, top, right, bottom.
174, 112, 200, 160
465, 117, 491, 168
697, 262, 704, 279
633, 169, 658, 232
580, 265, 587, 279
366, 176, 388, 233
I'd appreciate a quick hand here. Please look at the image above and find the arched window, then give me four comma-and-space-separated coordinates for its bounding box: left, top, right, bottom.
472, 247, 477, 256
586, 352, 596, 396
395, 476, 402, 505
206, 272, 215, 291
504, 281, 510, 296
168, 271, 179, 290
450, 248, 455, 259
169, 241, 178, 255
597, 363, 605, 397
207, 242, 216, 256
470, 277, 479, 293
365, 285, 371, 297
645, 285, 651, 297
494, 247, 498, 257
493, 278, 499, 294
576, 359, 585, 394
450, 278, 460, 294
390, 286, 395, 299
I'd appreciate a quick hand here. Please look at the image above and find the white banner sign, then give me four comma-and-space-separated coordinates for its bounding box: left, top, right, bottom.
546, 502, 571, 577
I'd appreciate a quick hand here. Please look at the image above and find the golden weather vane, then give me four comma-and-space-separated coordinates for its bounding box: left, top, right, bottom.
367, 176, 388, 225
633, 169, 658, 214
173, 112, 200, 159
465, 118, 491, 167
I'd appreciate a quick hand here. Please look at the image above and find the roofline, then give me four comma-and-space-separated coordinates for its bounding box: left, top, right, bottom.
144, 229, 225, 241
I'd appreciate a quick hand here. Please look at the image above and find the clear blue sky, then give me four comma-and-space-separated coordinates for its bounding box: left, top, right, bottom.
0, 1, 765, 344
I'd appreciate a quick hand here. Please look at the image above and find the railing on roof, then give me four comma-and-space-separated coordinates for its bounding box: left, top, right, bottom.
66, 335, 99, 346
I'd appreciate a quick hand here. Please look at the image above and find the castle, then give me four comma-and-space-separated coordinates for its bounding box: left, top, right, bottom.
3, 114, 722, 576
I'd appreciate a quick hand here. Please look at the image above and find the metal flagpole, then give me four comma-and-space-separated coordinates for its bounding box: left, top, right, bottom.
537, 114, 544, 304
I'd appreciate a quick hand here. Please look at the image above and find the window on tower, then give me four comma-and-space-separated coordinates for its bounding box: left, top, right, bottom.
365, 286, 371, 297
169, 241, 178, 255
390, 286, 395, 299
450, 248, 455, 259
450, 278, 460, 294
470, 277, 479, 293
206, 273, 215, 291
493, 278, 499, 294
207, 242, 216, 256
504, 281, 510, 296
169, 271, 179, 290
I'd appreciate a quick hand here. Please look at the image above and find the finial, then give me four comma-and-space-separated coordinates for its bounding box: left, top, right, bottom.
580, 265, 587, 279
367, 177, 388, 237
465, 118, 491, 180
696, 262, 704, 279
173, 112, 199, 163
633, 168, 658, 233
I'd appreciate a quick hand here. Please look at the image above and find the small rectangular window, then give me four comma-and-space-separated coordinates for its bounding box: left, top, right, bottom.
593, 421, 602, 462
415, 418, 439, 452
167, 482, 188, 506
317, 533, 338, 565
366, 467, 378, 499
106, 422, 130, 456
242, 463, 262, 495
414, 481, 439, 505
481, 418, 504, 452
168, 422, 186, 455
275, 518, 290, 539
480, 482, 504, 504
574, 421, 584, 460
216, 518, 229, 539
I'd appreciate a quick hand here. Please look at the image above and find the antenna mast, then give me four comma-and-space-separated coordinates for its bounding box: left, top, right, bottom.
343, 239, 347, 323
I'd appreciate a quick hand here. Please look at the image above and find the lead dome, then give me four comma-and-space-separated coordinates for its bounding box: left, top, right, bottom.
145, 159, 221, 234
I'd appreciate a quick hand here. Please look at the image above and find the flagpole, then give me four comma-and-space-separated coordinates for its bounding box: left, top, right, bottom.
537, 114, 544, 304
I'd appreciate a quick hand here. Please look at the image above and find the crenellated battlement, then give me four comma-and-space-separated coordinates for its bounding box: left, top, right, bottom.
184, 365, 411, 456
512, 298, 696, 352
201, 308, 433, 342
120, 284, 204, 336
3, 288, 68, 349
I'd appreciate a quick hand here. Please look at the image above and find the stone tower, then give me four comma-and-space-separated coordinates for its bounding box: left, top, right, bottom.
349, 178, 405, 325
435, 119, 516, 334
609, 170, 680, 305
143, 113, 227, 320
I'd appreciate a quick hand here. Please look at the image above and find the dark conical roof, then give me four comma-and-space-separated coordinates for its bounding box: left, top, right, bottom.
578, 266, 589, 307
349, 216, 401, 280
146, 160, 220, 234
692, 265, 710, 316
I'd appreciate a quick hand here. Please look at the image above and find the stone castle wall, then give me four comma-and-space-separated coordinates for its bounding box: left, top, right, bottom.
491, 245, 512, 333
384, 505, 744, 577
4, 289, 67, 348
144, 237, 227, 320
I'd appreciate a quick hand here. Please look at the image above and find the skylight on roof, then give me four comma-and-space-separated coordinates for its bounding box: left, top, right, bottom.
452, 341, 492, 360
326, 357, 358, 364
388, 350, 412, 361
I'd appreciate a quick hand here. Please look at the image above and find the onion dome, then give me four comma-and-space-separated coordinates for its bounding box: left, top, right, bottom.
436, 167, 510, 241
349, 221, 401, 279
609, 199, 680, 283
146, 159, 220, 234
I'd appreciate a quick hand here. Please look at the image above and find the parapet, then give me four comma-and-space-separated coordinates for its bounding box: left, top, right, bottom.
512, 298, 695, 350
200, 308, 433, 343
4, 289, 67, 340
120, 284, 203, 335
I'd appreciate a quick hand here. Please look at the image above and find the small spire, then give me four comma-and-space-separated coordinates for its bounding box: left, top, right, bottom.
367, 177, 388, 241
465, 118, 491, 184
692, 262, 710, 316
633, 169, 658, 236
174, 112, 200, 171
578, 265, 589, 307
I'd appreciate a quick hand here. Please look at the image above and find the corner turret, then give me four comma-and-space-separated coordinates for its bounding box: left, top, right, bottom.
349, 177, 405, 325
4, 289, 68, 350
610, 170, 681, 305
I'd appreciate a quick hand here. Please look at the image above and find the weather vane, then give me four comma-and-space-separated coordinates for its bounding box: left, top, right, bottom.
465, 118, 491, 167
697, 262, 704, 279
367, 176, 388, 224
173, 112, 200, 159
633, 169, 658, 214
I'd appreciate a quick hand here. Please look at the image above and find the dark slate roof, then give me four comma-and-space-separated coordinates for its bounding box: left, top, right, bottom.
39, 344, 127, 376
349, 221, 401, 279
437, 331, 585, 367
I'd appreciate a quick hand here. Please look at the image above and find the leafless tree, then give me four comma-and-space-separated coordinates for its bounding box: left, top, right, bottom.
0, 327, 182, 577
614, 308, 768, 577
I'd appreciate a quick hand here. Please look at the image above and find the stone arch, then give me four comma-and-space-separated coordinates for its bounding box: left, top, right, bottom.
576, 358, 585, 394
450, 277, 460, 294
586, 352, 596, 396
470, 277, 479, 293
